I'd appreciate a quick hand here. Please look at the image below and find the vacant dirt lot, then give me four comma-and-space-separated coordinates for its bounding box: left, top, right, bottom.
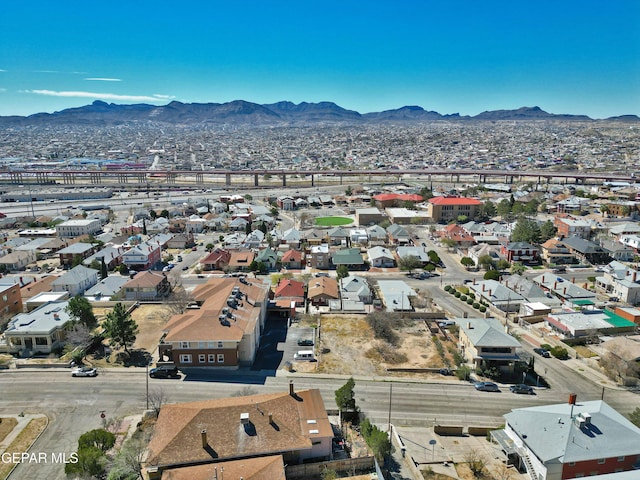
313, 315, 457, 376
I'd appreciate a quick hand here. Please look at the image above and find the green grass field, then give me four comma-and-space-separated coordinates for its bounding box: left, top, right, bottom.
315, 216, 353, 226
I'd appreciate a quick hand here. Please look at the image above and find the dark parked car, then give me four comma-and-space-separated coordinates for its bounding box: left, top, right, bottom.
474, 381, 500, 392
534, 348, 551, 358
510, 384, 534, 395
149, 365, 179, 378
297, 339, 314, 346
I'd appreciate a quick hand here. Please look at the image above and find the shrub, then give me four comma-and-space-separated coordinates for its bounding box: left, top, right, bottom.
479, 306, 487, 313
473, 302, 480, 309
449, 288, 456, 295
550, 346, 569, 359
469, 292, 475, 299
444, 285, 452, 292
454, 291, 461, 298
460, 295, 467, 302
466, 298, 474, 305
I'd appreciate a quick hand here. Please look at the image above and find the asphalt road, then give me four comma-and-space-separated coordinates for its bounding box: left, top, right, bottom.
3, 363, 638, 480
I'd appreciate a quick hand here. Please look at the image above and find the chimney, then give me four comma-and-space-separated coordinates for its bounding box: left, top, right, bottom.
268, 413, 273, 424
467, 322, 472, 329
289, 381, 294, 396
482, 284, 485, 292
563, 287, 567, 295
201, 429, 207, 448
572, 277, 575, 284
634, 271, 637, 282
554, 281, 557, 289
569, 393, 577, 405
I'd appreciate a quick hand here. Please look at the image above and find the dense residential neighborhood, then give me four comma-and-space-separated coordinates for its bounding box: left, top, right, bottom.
0, 120, 639, 479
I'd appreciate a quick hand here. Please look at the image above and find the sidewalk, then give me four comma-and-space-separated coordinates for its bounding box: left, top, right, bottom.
0, 414, 48, 456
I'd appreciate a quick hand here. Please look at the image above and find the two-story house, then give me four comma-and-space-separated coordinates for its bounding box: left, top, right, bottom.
457, 317, 520, 374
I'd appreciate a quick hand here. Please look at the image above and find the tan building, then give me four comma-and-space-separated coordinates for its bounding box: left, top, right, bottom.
158, 277, 269, 368
427, 196, 482, 223
145, 386, 332, 480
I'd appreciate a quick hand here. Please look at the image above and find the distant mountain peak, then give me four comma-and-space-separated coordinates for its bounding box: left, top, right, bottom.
0, 101, 634, 127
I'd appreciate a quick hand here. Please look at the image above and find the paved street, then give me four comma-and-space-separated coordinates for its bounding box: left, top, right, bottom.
2, 354, 638, 480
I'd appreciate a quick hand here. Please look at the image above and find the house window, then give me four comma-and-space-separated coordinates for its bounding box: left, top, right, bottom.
35, 337, 48, 345
569, 462, 576, 466
217, 354, 224, 363
198, 354, 205, 363
208, 354, 215, 363
597, 458, 605, 465
217, 341, 224, 348
617, 456, 625, 462
2, 295, 6, 301
180, 354, 192, 363
180, 341, 189, 349
198, 342, 206, 348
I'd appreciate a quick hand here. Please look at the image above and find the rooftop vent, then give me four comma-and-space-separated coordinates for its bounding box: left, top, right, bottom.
240, 413, 249, 425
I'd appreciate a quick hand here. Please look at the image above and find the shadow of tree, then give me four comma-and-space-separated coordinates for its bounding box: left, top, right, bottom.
115, 349, 152, 367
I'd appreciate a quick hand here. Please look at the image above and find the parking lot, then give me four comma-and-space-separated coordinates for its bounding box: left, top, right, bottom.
251, 314, 315, 371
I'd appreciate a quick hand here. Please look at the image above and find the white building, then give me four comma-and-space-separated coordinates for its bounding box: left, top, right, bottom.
56, 219, 102, 238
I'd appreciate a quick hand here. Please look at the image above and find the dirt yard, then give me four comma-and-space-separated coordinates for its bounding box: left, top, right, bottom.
311, 315, 457, 377
89, 304, 173, 367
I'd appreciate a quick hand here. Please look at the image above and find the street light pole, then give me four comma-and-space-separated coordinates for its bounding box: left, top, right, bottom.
146, 362, 149, 410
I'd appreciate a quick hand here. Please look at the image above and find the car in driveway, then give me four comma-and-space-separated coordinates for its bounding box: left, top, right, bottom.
510, 384, 534, 395
71, 366, 97, 377
297, 339, 314, 346
534, 347, 551, 358
474, 381, 500, 392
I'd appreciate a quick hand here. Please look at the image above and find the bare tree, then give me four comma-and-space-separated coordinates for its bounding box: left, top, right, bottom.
160, 282, 195, 319
600, 351, 630, 382
108, 429, 151, 480
148, 388, 169, 416
464, 449, 487, 478
491, 463, 516, 480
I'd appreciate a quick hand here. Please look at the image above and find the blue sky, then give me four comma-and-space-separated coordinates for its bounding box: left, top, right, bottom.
1, 0, 638, 118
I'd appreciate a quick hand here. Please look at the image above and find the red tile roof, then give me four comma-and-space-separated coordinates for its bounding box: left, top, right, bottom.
373, 193, 423, 202
274, 279, 305, 298
428, 196, 482, 206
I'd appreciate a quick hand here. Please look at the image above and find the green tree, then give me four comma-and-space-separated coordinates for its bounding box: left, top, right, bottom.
478, 255, 495, 271
78, 428, 116, 453
345, 186, 353, 196
496, 259, 511, 271
117, 264, 129, 275
440, 238, 457, 250
66, 295, 97, 328
89, 259, 101, 271
511, 262, 526, 275
419, 186, 433, 200
335, 377, 357, 413
539, 220, 557, 242
160, 209, 169, 218
484, 269, 501, 281
149, 209, 158, 219
336, 264, 349, 279
65, 446, 107, 478
427, 250, 441, 264
460, 257, 475, 269
71, 254, 84, 268
360, 418, 392, 462
101, 257, 108, 280
244, 194, 253, 201
511, 218, 541, 244
481, 201, 497, 220
629, 407, 640, 428
102, 303, 139, 355
398, 255, 422, 275
496, 199, 512, 218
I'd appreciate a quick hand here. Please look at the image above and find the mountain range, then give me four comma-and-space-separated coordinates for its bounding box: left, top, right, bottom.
0, 101, 637, 127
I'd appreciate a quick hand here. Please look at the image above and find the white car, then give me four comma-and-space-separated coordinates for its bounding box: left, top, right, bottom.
71, 366, 98, 377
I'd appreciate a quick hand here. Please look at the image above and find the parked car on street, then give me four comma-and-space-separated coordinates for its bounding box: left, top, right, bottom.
534, 348, 551, 358
71, 366, 97, 377
149, 365, 179, 378
297, 339, 314, 346
474, 381, 500, 392
510, 384, 534, 395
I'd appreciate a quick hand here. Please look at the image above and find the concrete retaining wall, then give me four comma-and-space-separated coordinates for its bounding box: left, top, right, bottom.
434, 425, 464, 436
